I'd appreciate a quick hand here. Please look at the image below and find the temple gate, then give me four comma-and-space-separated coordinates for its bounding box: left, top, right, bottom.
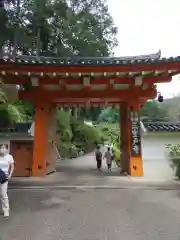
1, 51, 180, 177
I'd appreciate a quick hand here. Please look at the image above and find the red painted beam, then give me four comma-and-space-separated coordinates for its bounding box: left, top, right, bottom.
19, 87, 157, 102
39, 77, 82, 85
143, 74, 176, 83
1, 73, 176, 86
45, 96, 150, 106
91, 77, 133, 85
39, 77, 133, 85
1, 75, 30, 84
57, 98, 149, 107
56, 100, 120, 105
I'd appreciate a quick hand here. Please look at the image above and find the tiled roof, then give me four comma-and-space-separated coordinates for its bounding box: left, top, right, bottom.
2, 50, 178, 67
0, 123, 32, 134
143, 122, 180, 132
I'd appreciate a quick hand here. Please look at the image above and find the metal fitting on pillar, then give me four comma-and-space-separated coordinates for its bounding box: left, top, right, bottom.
133, 164, 137, 170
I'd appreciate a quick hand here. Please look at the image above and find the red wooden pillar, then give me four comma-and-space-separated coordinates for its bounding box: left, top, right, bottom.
120, 102, 143, 176
120, 103, 131, 174
128, 102, 143, 177
32, 102, 51, 176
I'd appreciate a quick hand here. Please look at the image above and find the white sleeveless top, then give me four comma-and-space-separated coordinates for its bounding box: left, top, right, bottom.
104, 151, 112, 164
0, 154, 14, 174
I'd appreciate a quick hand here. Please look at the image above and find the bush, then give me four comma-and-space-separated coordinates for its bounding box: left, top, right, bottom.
56, 110, 104, 159
112, 145, 121, 166
96, 124, 119, 144
58, 142, 79, 159
56, 110, 73, 142
71, 118, 103, 151
101, 126, 109, 132
166, 143, 180, 178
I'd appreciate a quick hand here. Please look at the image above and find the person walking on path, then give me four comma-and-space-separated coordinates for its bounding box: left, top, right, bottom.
95, 145, 102, 171
0, 144, 14, 218
104, 147, 113, 171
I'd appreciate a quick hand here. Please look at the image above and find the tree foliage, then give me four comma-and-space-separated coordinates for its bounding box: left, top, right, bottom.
1, 0, 118, 56
97, 107, 119, 123
140, 100, 168, 119
95, 101, 168, 124
161, 95, 180, 122
0, 88, 26, 127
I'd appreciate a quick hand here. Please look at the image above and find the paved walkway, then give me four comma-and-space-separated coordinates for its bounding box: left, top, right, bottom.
9, 151, 179, 190
1, 152, 180, 239
1, 188, 180, 240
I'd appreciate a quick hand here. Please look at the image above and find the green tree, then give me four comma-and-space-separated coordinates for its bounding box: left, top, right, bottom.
96, 100, 168, 124
98, 107, 120, 123
0, 0, 14, 48
0, 88, 26, 127
140, 100, 168, 119
78, 107, 102, 121
1, 0, 118, 57
160, 95, 180, 121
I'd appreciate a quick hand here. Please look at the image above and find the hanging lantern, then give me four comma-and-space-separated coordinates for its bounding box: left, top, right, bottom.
157, 92, 163, 102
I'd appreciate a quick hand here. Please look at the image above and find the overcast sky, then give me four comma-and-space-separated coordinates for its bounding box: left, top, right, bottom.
108, 0, 180, 98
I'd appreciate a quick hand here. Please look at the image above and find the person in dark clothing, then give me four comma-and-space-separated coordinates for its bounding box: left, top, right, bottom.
95, 146, 102, 171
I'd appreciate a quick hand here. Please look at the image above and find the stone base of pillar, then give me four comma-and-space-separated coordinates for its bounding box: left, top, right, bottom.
130, 157, 143, 176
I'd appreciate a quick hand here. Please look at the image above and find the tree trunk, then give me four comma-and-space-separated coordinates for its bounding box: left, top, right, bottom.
12, 0, 20, 59
72, 107, 78, 118
36, 27, 41, 57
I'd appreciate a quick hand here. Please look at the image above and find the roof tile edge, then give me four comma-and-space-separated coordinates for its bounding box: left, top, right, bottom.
0, 50, 161, 62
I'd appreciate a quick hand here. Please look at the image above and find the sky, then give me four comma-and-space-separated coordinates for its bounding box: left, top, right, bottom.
107, 0, 180, 98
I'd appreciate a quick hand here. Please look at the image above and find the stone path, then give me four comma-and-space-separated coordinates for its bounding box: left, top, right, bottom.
1, 150, 180, 239
9, 150, 178, 190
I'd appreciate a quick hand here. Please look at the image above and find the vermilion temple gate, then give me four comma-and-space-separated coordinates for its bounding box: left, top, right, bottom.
1, 51, 180, 177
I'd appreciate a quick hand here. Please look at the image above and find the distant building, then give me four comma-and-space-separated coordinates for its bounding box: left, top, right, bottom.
140, 119, 180, 179
0, 122, 56, 177
0, 122, 33, 177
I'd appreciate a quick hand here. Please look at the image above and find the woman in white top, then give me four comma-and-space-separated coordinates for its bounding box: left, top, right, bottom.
0, 144, 14, 217
103, 147, 113, 171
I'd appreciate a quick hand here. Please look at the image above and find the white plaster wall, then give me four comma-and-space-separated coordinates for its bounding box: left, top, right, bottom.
0, 136, 33, 153
0, 138, 10, 152
28, 122, 34, 136
141, 133, 180, 180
